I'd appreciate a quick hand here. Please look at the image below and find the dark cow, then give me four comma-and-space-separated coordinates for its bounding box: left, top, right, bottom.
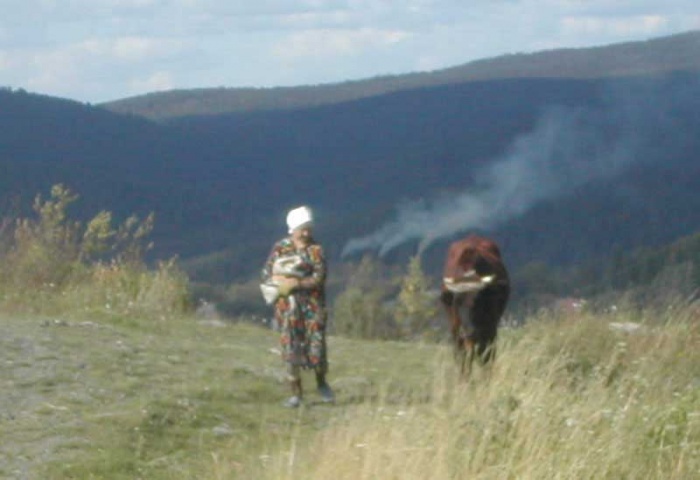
440, 235, 510, 376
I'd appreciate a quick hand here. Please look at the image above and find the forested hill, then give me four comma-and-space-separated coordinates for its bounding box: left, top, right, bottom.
3, 71, 700, 288
100, 30, 700, 121
2, 31, 700, 295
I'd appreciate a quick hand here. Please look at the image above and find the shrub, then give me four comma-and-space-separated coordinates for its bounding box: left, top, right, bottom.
331, 255, 398, 339
393, 255, 440, 339
0, 184, 190, 319
332, 286, 395, 339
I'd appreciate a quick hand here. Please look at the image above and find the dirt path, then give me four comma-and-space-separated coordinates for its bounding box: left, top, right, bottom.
0, 316, 125, 479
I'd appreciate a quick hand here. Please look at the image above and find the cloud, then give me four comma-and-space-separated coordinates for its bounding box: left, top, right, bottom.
110, 36, 182, 61
273, 27, 411, 59
0, 51, 9, 71
561, 15, 668, 37
129, 71, 175, 93
38, 36, 182, 69
2, 0, 156, 24
4, 35, 183, 99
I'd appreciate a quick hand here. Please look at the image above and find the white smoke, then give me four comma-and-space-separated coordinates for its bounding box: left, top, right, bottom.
341, 102, 643, 259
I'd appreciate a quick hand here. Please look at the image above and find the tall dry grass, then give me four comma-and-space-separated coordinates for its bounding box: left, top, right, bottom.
256, 307, 699, 480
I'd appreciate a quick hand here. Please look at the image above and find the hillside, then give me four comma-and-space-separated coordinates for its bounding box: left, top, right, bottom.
3, 72, 700, 293
100, 30, 700, 121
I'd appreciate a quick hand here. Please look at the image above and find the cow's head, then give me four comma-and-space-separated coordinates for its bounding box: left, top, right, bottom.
442, 241, 494, 294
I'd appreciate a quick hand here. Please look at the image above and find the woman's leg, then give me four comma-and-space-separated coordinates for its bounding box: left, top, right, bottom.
284, 363, 303, 407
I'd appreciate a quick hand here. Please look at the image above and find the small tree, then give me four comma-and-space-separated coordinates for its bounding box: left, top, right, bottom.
394, 255, 439, 339
332, 255, 396, 339
333, 287, 391, 339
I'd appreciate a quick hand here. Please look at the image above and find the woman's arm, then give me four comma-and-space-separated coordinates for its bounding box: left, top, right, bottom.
297, 244, 326, 291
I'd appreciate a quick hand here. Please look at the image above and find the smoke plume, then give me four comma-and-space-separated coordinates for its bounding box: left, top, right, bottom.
340, 77, 691, 259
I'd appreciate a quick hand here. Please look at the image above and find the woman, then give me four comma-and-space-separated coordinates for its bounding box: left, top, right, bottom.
261, 205, 334, 407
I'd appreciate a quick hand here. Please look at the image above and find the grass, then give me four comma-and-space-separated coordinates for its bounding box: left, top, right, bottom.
1, 305, 698, 479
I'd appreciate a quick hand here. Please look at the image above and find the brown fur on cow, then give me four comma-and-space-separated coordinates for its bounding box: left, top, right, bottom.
440, 235, 510, 376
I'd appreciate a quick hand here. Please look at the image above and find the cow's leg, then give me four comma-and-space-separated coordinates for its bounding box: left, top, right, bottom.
487, 341, 496, 363
453, 314, 466, 369
462, 337, 476, 378
471, 287, 508, 365
457, 343, 466, 376
442, 291, 463, 360
443, 291, 479, 379
456, 297, 478, 379
445, 295, 461, 341
477, 339, 496, 365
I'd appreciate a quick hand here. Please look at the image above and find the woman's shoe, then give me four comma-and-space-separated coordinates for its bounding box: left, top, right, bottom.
283, 395, 302, 408
317, 384, 335, 403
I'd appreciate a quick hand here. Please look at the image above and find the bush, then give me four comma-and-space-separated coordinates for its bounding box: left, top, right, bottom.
331, 255, 398, 339
393, 255, 440, 339
332, 286, 395, 339
0, 184, 190, 319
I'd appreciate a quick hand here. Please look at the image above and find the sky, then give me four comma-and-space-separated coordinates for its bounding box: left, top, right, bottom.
1, 1, 699, 104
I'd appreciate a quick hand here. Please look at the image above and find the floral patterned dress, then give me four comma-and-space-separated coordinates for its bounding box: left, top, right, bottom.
262, 237, 328, 373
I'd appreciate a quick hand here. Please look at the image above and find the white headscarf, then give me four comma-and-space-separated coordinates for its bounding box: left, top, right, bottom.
286, 206, 313, 234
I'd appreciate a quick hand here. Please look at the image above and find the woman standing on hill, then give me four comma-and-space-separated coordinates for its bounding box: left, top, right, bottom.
261, 206, 334, 408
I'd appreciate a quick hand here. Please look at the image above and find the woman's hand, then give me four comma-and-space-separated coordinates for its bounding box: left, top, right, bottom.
276, 277, 299, 297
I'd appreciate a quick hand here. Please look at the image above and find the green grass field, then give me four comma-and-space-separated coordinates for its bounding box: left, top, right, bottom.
1, 306, 698, 479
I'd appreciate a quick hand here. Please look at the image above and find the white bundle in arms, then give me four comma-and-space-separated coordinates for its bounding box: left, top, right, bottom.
271, 255, 305, 278
260, 254, 305, 305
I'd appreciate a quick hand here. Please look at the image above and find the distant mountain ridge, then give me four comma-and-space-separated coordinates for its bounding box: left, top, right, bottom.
101, 30, 700, 121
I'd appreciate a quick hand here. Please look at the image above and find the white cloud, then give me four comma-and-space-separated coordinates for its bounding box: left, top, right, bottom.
29, 36, 182, 69
675, 14, 700, 31
111, 36, 182, 61
276, 10, 355, 28
273, 27, 411, 59
2, 35, 185, 100
561, 15, 669, 37
129, 71, 175, 94
2, 0, 155, 24
75, 0, 159, 8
